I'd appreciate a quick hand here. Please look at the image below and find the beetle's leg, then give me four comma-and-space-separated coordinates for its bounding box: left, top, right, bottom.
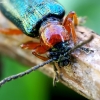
53, 64, 67, 86
79, 47, 94, 54
63, 11, 78, 43
21, 41, 41, 50
21, 41, 50, 53
63, 11, 78, 26
21, 41, 49, 61
64, 18, 77, 43
52, 63, 59, 86
0, 27, 23, 35
32, 44, 50, 61
32, 51, 49, 61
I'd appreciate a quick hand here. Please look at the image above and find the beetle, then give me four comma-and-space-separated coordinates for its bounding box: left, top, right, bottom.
0, 0, 78, 63
0, 0, 93, 86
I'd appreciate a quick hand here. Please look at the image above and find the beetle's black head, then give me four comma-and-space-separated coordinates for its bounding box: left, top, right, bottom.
48, 41, 72, 67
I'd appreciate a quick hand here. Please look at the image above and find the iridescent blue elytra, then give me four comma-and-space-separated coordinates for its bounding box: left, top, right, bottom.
0, 0, 65, 37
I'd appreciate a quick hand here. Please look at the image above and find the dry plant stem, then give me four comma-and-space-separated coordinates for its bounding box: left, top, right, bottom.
0, 14, 100, 100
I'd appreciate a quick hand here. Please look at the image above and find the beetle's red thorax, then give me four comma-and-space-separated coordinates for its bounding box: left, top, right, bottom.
39, 19, 69, 48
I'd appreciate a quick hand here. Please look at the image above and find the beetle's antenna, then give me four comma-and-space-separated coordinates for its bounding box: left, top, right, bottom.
61, 35, 94, 59
0, 59, 54, 87
69, 35, 94, 53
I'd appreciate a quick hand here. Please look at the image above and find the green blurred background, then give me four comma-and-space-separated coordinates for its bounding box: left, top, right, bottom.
0, 0, 100, 100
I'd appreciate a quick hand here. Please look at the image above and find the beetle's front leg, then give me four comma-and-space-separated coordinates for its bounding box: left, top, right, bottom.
52, 64, 67, 86
32, 51, 49, 61
52, 63, 60, 86
63, 11, 78, 43
63, 11, 78, 26
21, 41, 49, 61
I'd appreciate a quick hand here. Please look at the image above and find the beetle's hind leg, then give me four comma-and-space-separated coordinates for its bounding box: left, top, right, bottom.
0, 27, 23, 35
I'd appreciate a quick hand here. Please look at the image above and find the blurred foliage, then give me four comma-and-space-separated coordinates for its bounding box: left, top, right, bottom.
0, 0, 100, 100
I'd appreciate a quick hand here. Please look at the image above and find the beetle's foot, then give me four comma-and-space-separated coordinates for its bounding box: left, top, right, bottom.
53, 71, 59, 87
80, 47, 94, 54
78, 16, 87, 25
53, 71, 67, 86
